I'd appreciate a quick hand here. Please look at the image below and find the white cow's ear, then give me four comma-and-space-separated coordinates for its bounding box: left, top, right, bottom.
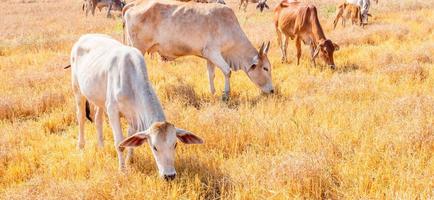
263, 41, 270, 54
118, 130, 150, 148
176, 128, 203, 144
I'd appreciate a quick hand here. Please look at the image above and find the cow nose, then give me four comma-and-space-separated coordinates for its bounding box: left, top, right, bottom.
330, 65, 336, 70
270, 89, 274, 94
164, 174, 176, 181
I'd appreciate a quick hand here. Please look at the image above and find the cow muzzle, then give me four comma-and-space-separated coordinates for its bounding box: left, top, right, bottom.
163, 173, 176, 181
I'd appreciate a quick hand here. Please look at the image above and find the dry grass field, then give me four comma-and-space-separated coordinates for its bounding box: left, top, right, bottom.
1, 0, 433, 199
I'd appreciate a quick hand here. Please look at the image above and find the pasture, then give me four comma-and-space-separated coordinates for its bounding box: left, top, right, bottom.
0, 0, 433, 199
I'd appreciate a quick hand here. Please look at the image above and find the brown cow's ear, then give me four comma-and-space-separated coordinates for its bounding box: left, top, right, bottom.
333, 43, 340, 51
313, 46, 321, 58
118, 130, 149, 149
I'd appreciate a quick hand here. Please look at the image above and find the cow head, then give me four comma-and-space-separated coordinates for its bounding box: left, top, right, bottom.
119, 122, 203, 181
313, 39, 339, 69
256, 0, 269, 12
247, 41, 274, 94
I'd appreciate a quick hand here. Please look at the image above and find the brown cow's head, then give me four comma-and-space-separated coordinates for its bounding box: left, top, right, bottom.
313, 39, 339, 69
247, 41, 274, 94
119, 122, 203, 181
256, 0, 269, 12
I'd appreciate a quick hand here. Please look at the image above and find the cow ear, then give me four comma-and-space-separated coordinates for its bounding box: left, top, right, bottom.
176, 128, 203, 144
258, 42, 265, 55
333, 43, 340, 51
119, 130, 150, 149
313, 46, 321, 58
264, 41, 270, 54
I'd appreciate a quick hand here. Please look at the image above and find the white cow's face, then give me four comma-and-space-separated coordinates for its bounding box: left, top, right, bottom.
247, 42, 274, 94
119, 122, 203, 180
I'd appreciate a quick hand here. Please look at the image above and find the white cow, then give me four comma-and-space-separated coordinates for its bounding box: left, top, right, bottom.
123, 0, 274, 100
346, 0, 370, 25
70, 34, 203, 180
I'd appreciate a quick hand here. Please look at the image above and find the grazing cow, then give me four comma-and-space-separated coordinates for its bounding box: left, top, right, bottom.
70, 34, 203, 180
274, 0, 340, 69
333, 2, 361, 29
123, 0, 274, 100
346, 0, 371, 25
82, 0, 125, 17
238, 0, 269, 12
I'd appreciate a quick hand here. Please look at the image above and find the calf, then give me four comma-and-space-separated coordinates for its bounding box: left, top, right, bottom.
70, 34, 203, 180
346, 0, 371, 25
274, 0, 340, 69
333, 2, 362, 29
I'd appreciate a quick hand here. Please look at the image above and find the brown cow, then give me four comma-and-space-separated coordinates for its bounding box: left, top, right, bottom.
274, 0, 339, 69
333, 2, 361, 29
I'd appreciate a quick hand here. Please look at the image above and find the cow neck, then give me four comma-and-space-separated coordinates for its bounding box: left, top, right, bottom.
131, 65, 166, 132
225, 40, 257, 72
310, 11, 327, 45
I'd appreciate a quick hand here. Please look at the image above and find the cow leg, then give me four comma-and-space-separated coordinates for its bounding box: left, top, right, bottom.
75, 95, 87, 149
295, 36, 301, 65
107, 2, 113, 18
238, 1, 243, 10
95, 106, 104, 148
106, 103, 126, 170
204, 51, 231, 100
207, 61, 216, 95
283, 35, 289, 63
244, 2, 248, 11
125, 126, 135, 164
310, 44, 317, 67
276, 30, 285, 63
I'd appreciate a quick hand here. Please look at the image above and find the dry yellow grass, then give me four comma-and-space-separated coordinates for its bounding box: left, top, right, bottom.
0, 0, 433, 199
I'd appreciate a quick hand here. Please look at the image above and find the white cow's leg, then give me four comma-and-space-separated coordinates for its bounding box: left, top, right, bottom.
204, 51, 231, 100
95, 106, 104, 148
106, 103, 125, 170
125, 126, 135, 164
207, 61, 216, 94
75, 95, 87, 149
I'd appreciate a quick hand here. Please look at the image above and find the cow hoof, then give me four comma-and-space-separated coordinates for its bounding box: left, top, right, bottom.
77, 142, 85, 150
221, 92, 230, 102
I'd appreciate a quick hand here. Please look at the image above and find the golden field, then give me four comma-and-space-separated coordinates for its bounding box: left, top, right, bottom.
0, 0, 433, 199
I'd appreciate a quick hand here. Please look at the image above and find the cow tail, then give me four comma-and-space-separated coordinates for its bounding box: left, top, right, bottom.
85, 100, 93, 122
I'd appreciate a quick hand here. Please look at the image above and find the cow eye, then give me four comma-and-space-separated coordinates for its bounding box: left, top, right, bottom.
174, 143, 178, 149
153, 146, 158, 152
250, 64, 257, 70
263, 67, 268, 71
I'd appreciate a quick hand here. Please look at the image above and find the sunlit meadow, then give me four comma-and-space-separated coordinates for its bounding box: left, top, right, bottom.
0, 0, 433, 199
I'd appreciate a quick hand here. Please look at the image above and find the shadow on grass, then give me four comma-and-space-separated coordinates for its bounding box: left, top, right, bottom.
128, 154, 233, 199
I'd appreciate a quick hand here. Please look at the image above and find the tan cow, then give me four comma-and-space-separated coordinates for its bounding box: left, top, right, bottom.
333, 2, 361, 29
274, 0, 340, 69
123, 0, 274, 100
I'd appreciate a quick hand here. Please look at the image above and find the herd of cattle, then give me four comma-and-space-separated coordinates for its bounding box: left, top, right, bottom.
69, 0, 376, 180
